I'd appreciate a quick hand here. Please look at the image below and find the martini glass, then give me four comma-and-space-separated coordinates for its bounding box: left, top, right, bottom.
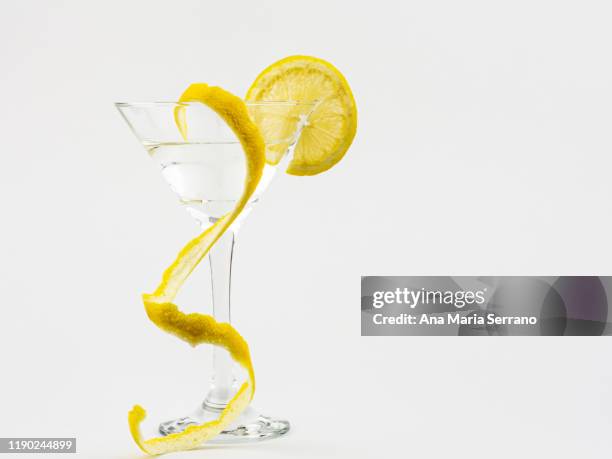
116, 100, 314, 442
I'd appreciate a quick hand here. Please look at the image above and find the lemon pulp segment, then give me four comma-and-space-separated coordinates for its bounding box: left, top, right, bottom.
128, 84, 265, 455
246, 55, 357, 176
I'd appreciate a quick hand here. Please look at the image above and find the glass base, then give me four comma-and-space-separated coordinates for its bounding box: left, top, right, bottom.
158, 403, 290, 443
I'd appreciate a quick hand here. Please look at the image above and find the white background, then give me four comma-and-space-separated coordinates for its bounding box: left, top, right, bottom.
2, 0, 612, 458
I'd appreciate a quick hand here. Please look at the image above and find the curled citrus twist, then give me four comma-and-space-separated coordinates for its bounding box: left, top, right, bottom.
128, 84, 265, 456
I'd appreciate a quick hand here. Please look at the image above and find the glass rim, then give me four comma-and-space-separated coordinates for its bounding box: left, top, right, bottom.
114, 100, 317, 108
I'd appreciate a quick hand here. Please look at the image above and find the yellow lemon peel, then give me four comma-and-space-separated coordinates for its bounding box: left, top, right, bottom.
246, 55, 357, 176
129, 84, 264, 455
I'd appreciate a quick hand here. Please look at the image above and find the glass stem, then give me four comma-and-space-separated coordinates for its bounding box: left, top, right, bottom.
204, 225, 237, 409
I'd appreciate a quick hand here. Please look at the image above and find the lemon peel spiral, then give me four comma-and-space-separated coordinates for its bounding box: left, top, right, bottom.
128, 84, 264, 455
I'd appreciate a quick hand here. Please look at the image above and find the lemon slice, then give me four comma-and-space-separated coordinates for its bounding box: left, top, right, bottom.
246, 55, 357, 176
128, 84, 264, 455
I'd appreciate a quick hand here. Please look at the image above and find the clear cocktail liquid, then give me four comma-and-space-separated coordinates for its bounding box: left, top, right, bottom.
144, 141, 277, 222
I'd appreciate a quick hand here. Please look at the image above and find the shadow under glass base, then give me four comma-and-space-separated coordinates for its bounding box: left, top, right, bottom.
158, 402, 290, 443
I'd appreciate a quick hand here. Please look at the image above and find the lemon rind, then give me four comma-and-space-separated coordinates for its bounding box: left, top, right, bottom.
129, 84, 264, 455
